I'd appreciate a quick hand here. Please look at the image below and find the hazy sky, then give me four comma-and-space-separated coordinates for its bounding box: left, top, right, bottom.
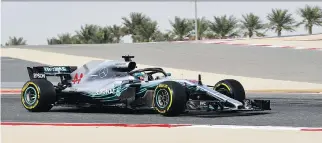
1, 1, 322, 45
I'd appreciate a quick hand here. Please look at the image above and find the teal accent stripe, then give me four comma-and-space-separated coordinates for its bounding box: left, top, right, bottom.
88, 85, 128, 98
137, 83, 158, 94
89, 82, 161, 101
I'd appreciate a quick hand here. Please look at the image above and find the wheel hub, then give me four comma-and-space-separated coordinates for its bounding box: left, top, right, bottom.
24, 87, 37, 105
156, 89, 170, 108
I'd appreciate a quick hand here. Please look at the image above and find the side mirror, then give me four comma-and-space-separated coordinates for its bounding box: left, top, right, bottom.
166, 73, 171, 76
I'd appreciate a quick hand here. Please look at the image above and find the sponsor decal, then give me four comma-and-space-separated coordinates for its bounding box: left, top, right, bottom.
72, 73, 84, 84
33, 73, 45, 79
90, 88, 116, 96
44, 67, 67, 72
115, 63, 126, 66
114, 62, 128, 68
98, 88, 116, 95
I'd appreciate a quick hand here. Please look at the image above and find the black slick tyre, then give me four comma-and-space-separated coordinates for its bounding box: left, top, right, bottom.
153, 81, 187, 117
213, 79, 246, 103
21, 79, 56, 112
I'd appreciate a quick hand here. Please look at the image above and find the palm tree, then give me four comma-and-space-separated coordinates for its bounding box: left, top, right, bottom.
133, 20, 158, 42
164, 31, 176, 41
204, 32, 218, 39
240, 13, 265, 38
157, 30, 175, 41
47, 37, 61, 45
151, 30, 167, 42
107, 24, 124, 43
122, 12, 150, 35
5, 36, 27, 46
95, 26, 114, 43
71, 35, 82, 44
57, 33, 75, 44
296, 5, 322, 35
47, 33, 81, 45
169, 16, 193, 40
267, 9, 297, 37
189, 17, 210, 40
209, 15, 239, 39
75, 24, 101, 44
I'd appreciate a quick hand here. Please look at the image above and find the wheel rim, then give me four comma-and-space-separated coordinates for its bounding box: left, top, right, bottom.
156, 89, 170, 108
217, 87, 232, 97
23, 87, 38, 105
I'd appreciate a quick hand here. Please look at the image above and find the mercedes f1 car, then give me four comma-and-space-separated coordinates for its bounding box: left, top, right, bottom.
21, 55, 270, 116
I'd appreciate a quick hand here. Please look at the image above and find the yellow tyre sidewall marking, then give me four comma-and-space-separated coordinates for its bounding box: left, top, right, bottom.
214, 83, 231, 92
153, 84, 173, 114
21, 82, 40, 109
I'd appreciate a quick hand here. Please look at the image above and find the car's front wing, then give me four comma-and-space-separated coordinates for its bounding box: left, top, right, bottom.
185, 99, 271, 112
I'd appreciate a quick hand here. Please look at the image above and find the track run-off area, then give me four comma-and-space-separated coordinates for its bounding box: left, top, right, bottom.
1, 38, 322, 143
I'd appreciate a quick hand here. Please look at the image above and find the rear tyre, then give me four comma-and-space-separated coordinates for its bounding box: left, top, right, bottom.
21, 79, 56, 112
153, 81, 187, 117
213, 79, 246, 103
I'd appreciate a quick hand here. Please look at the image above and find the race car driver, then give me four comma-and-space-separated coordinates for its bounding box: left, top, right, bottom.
133, 72, 148, 81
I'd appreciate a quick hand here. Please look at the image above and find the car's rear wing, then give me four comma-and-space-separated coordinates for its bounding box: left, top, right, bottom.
27, 66, 78, 80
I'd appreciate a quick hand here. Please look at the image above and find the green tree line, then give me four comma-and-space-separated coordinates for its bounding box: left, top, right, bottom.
4, 5, 322, 46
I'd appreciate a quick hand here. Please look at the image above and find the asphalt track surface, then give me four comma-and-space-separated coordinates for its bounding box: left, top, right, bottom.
8, 43, 322, 83
2, 93, 322, 127
1, 57, 322, 127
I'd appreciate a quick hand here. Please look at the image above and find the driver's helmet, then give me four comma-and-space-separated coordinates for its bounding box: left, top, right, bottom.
133, 72, 146, 81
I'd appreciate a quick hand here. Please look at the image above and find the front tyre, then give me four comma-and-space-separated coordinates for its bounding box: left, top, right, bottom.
213, 79, 246, 103
153, 81, 187, 117
21, 79, 56, 112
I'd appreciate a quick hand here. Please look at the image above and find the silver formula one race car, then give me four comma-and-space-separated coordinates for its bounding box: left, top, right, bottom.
21, 55, 271, 116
